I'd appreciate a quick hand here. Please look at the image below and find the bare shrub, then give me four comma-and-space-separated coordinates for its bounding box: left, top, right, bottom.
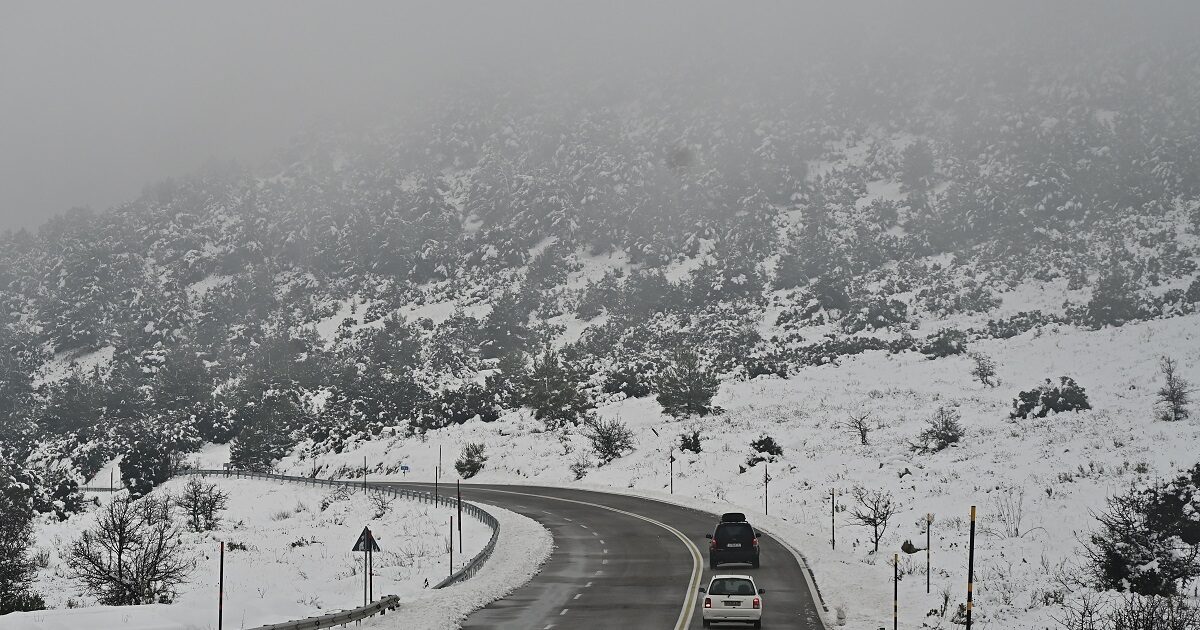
174, 478, 229, 532
848, 486, 898, 553
840, 411, 876, 446
370, 492, 395, 519
67, 495, 192, 605
969, 352, 998, 387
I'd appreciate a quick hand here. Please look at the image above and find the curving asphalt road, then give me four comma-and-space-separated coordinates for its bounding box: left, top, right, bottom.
384, 483, 826, 630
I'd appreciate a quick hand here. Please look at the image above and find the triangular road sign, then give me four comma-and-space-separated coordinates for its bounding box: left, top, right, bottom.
352, 526, 381, 552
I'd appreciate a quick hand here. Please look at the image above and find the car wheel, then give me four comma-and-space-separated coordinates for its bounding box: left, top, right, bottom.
753, 621, 761, 629
702, 621, 710, 628
751, 557, 760, 568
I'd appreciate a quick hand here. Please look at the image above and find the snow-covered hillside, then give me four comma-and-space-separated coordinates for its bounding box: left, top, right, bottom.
281, 312, 1200, 629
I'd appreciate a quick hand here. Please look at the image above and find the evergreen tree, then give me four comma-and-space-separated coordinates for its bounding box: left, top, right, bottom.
480, 290, 533, 359
230, 389, 307, 472
1085, 263, 1142, 328
0, 488, 45, 614
519, 350, 592, 429
654, 347, 721, 418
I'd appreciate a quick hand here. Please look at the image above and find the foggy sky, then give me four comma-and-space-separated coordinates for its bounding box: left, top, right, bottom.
1, 1, 1195, 233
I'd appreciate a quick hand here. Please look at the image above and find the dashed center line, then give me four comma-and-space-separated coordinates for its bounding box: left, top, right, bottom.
573, 593, 582, 600
560, 608, 569, 616
585, 581, 593, 587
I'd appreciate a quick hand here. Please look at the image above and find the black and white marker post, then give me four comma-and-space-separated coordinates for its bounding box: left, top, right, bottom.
457, 479, 463, 554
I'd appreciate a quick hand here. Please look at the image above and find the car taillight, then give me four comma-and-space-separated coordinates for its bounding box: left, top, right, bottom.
752, 597, 761, 609
709, 538, 717, 551
752, 537, 759, 547
704, 597, 712, 609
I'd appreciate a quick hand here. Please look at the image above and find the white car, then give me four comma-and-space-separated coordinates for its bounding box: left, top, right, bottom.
699, 574, 765, 628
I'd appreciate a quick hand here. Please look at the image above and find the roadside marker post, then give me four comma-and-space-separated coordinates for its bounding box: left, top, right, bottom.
449, 516, 454, 578
831, 489, 837, 550
457, 479, 463, 554
966, 506, 976, 630
926, 513, 934, 594
218, 542, 224, 630
763, 464, 770, 516
669, 448, 675, 495
893, 553, 899, 630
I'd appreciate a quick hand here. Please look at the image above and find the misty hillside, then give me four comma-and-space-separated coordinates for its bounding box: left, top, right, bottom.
2, 31, 1200, 510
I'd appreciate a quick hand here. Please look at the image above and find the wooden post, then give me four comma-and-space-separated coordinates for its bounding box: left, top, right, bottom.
966, 506, 976, 630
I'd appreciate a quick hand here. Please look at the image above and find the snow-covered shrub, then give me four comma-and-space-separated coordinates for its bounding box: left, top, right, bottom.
841, 295, 909, 334
746, 434, 783, 467
519, 350, 593, 430
919, 328, 968, 359
427, 384, 501, 426
1084, 463, 1200, 596
1010, 377, 1091, 419
454, 443, 487, 479
0, 487, 45, 614
583, 417, 635, 465
911, 406, 963, 454
602, 361, 653, 398
969, 352, 998, 387
679, 430, 702, 454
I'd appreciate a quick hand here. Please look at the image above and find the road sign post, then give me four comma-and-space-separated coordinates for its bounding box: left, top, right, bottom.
352, 527, 381, 608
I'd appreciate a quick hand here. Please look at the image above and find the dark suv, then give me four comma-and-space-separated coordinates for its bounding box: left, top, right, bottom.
706, 513, 761, 568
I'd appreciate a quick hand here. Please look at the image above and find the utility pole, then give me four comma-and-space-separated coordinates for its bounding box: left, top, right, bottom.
831, 489, 837, 550
966, 506, 976, 630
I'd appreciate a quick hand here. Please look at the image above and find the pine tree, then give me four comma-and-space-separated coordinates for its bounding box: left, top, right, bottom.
654, 348, 721, 418
0, 457, 45, 614
1085, 263, 1142, 328
230, 390, 306, 472
520, 350, 592, 430
1156, 356, 1193, 422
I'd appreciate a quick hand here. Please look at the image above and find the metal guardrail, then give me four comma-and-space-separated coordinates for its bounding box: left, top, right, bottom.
251, 595, 400, 630
174, 469, 502, 628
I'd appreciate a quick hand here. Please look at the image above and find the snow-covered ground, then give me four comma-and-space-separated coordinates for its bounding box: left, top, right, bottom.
8, 476, 498, 630
281, 312, 1200, 629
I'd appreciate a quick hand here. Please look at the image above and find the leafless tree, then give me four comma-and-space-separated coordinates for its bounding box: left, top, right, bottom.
848, 486, 898, 553
1156, 356, 1193, 422
174, 479, 229, 533
67, 495, 192, 605
969, 353, 998, 387
840, 411, 876, 445
583, 416, 635, 464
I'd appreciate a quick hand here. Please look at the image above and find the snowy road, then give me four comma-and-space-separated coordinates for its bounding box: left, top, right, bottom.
383, 483, 826, 630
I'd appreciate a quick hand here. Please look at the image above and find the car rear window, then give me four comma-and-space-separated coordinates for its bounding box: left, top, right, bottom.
708, 578, 755, 596
716, 523, 754, 543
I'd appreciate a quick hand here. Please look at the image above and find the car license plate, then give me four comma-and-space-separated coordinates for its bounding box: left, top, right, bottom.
726, 543, 741, 548
724, 601, 740, 606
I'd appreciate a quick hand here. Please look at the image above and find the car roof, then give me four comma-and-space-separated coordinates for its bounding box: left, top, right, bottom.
709, 574, 756, 582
